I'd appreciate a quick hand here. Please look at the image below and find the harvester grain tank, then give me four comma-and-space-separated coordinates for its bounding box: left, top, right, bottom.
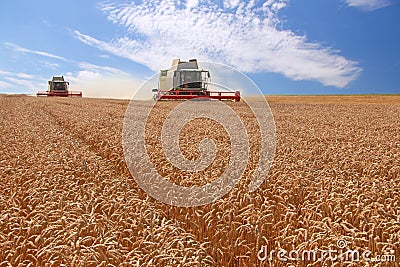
36, 76, 82, 97
152, 59, 240, 101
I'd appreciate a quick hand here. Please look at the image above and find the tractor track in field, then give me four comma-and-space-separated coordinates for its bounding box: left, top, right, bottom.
38, 103, 117, 173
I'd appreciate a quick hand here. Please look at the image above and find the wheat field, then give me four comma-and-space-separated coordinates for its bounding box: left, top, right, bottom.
0, 94, 399, 266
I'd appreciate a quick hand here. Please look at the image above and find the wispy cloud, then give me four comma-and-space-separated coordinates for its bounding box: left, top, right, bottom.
4, 76, 39, 88
43, 62, 60, 69
0, 80, 13, 90
4, 42, 68, 61
0, 70, 34, 79
73, 31, 138, 62
73, 0, 362, 88
77, 62, 126, 75
0, 69, 47, 93
344, 0, 391, 11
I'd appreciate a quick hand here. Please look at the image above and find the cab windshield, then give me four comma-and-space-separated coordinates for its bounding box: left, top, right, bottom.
53, 82, 67, 91
178, 71, 203, 89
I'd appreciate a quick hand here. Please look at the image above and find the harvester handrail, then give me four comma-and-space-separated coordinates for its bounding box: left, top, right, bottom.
156, 89, 240, 102
36, 90, 82, 97
157, 89, 238, 94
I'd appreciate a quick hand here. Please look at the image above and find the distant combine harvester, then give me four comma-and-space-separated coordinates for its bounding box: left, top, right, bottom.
36, 76, 82, 97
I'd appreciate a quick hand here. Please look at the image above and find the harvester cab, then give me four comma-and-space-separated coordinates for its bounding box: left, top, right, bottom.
153, 59, 240, 102
37, 76, 82, 97
170, 59, 210, 90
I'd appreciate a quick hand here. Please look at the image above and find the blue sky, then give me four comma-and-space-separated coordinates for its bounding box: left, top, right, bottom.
0, 0, 399, 98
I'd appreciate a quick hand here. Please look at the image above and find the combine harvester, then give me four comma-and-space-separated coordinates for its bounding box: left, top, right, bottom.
36, 76, 82, 97
152, 59, 240, 102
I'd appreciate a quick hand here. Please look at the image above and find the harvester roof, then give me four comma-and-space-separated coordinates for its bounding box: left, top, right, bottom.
51, 76, 65, 82
173, 59, 199, 70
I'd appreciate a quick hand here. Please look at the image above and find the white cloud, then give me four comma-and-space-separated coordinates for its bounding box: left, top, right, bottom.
344, 0, 391, 11
4, 42, 68, 61
0, 70, 33, 79
77, 62, 126, 75
0, 69, 47, 93
4, 77, 36, 87
186, 0, 199, 9
73, 0, 361, 88
16, 73, 34, 79
43, 62, 60, 69
223, 0, 240, 9
0, 80, 13, 90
